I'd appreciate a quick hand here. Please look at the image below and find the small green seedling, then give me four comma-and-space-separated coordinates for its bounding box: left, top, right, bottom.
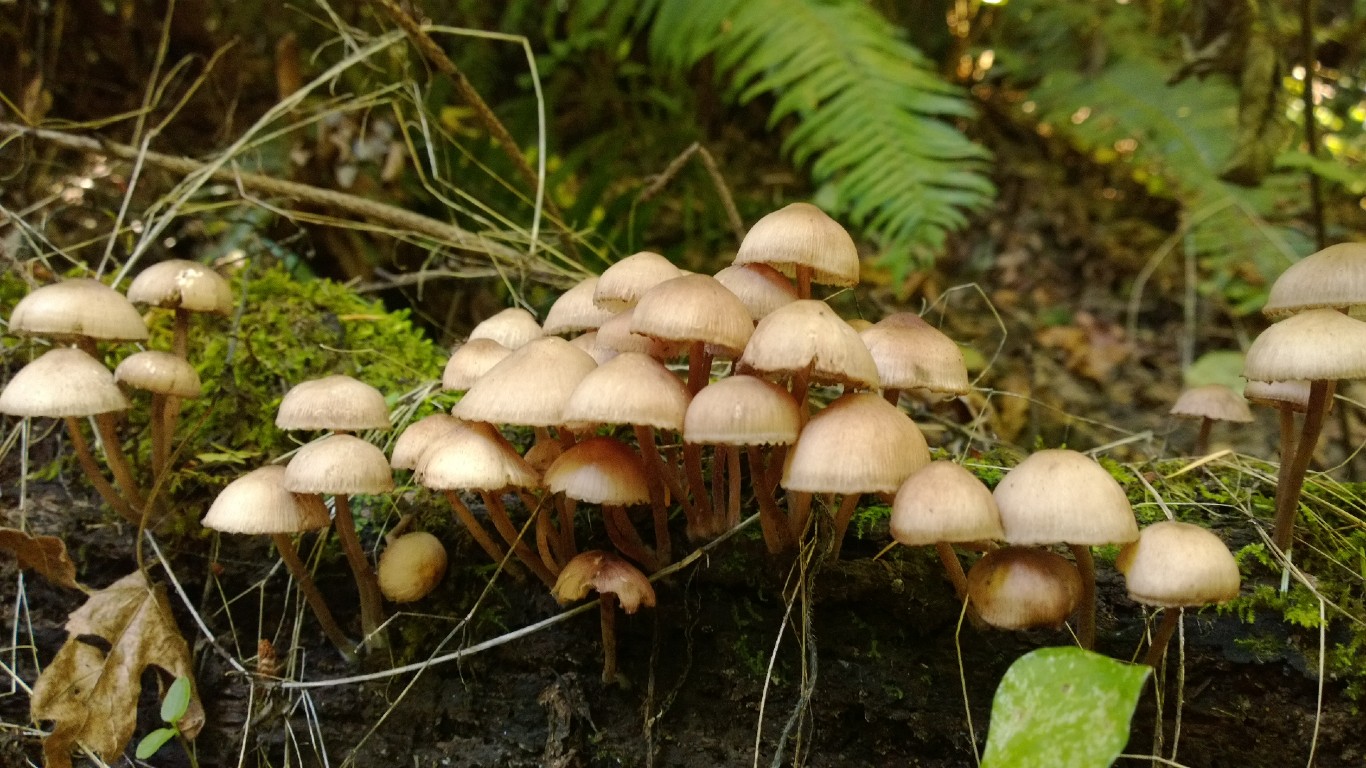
135, 675, 193, 760
982, 647, 1150, 768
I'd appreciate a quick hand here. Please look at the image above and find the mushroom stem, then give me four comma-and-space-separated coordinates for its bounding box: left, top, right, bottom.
92, 411, 148, 519
790, 363, 813, 427
479, 490, 558, 588
599, 593, 619, 684
535, 503, 563, 575
683, 441, 712, 539
787, 490, 813, 544
1194, 417, 1213, 456
330, 494, 387, 649
269, 531, 357, 662
149, 392, 171, 481
935, 542, 970, 600
685, 340, 712, 397
1069, 543, 1098, 650
883, 387, 902, 408
829, 493, 863, 558
725, 444, 742, 532
603, 504, 659, 571
1143, 608, 1183, 668
63, 417, 138, 525
1273, 379, 1332, 552
748, 446, 790, 553
794, 264, 813, 300
710, 445, 727, 532
443, 490, 509, 565
633, 425, 675, 565
559, 497, 579, 564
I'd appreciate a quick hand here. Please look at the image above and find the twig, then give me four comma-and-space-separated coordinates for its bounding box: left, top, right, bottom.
638, 142, 747, 245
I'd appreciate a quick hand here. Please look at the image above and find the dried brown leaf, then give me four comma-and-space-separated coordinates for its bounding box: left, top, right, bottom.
30, 571, 204, 766
0, 527, 82, 590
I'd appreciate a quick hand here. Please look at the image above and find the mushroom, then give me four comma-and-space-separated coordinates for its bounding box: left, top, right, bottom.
377, 531, 448, 603
732, 202, 859, 299
276, 374, 391, 434
592, 251, 684, 313
859, 313, 971, 408
967, 546, 1084, 631
125, 259, 233, 359
114, 350, 202, 484
552, 550, 656, 684
890, 461, 1004, 600
441, 339, 513, 392
712, 263, 798, 322
468, 307, 543, 350
544, 437, 659, 571
543, 277, 616, 337
1168, 383, 1252, 455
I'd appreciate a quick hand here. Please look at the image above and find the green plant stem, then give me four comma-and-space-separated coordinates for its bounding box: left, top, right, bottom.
1143, 608, 1182, 667
1273, 379, 1331, 552
269, 532, 357, 663
63, 416, 139, 525
330, 494, 387, 650
1070, 544, 1098, 651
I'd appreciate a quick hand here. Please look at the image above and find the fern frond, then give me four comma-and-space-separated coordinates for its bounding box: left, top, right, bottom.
642, 0, 994, 275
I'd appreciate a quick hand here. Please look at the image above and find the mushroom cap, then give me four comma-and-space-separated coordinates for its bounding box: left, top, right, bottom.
739, 300, 880, 389
890, 461, 1004, 546
283, 434, 394, 495
377, 531, 448, 603
114, 350, 202, 398
712, 263, 798, 322
733, 202, 859, 287
593, 251, 684, 312
595, 308, 682, 360
860, 313, 971, 395
552, 549, 656, 613
630, 274, 754, 357
10, 278, 148, 342
126, 259, 233, 314
967, 546, 1083, 631
415, 423, 540, 491
468, 307, 542, 350
1242, 308, 1366, 382
544, 437, 650, 506
567, 330, 616, 365
562, 352, 690, 431
442, 338, 513, 391
1169, 383, 1252, 423
1263, 242, 1366, 317
683, 375, 801, 446
276, 375, 390, 432
1242, 379, 1313, 412
1115, 520, 1241, 608
781, 393, 930, 494
451, 336, 597, 427
390, 413, 468, 470
543, 277, 616, 335
203, 465, 331, 533
0, 347, 131, 417
992, 449, 1138, 546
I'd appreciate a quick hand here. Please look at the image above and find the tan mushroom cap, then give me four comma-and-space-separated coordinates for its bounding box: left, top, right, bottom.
126, 259, 233, 314
203, 465, 331, 533
415, 424, 540, 491
860, 313, 971, 395
595, 308, 681, 359
567, 330, 616, 365
451, 336, 597, 427
1169, 384, 1252, 423
713, 263, 798, 321
0, 347, 131, 417
733, 202, 860, 287
442, 338, 513, 391
543, 277, 616, 335
552, 549, 657, 613
283, 434, 394, 495
1263, 242, 1366, 317
1116, 521, 1241, 608
781, 393, 930, 494
992, 449, 1138, 546
9, 278, 148, 342
390, 413, 468, 470
562, 352, 690, 431
468, 307, 543, 350
1243, 308, 1366, 383
1242, 379, 1313, 412
377, 531, 448, 603
593, 251, 684, 312
630, 274, 754, 357
683, 375, 801, 446
739, 300, 880, 389
890, 461, 1004, 546
544, 437, 651, 506
967, 546, 1083, 631
114, 350, 202, 398
277, 375, 390, 432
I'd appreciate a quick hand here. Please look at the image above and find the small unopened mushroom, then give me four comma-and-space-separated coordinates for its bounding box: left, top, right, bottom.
552, 550, 656, 684
966, 546, 1083, 631
377, 531, 448, 603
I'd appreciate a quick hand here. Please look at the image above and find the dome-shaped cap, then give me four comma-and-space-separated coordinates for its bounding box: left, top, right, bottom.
891, 461, 1004, 546
283, 434, 394, 495
967, 546, 1083, 631
544, 437, 650, 506
468, 307, 542, 350
630, 274, 754, 357
276, 375, 390, 432
593, 251, 684, 312
712, 264, 798, 322
740, 300, 879, 389
442, 338, 512, 391
126, 259, 233, 314
415, 424, 540, 491
0, 347, 130, 417
10, 278, 148, 342
860, 313, 971, 395
1263, 242, 1366, 318
562, 352, 690, 431
733, 203, 859, 287
114, 350, 202, 398
451, 336, 597, 427
781, 393, 929, 494
543, 277, 616, 335
552, 550, 656, 613
1242, 309, 1366, 383
595, 308, 682, 359
993, 449, 1138, 546
683, 375, 801, 446
390, 413, 468, 470
1169, 384, 1252, 423
377, 531, 448, 602
203, 465, 331, 533
1242, 379, 1313, 412
1115, 520, 1241, 608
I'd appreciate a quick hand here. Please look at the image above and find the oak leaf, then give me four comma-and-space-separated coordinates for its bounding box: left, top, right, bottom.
0, 527, 82, 590
29, 570, 203, 768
